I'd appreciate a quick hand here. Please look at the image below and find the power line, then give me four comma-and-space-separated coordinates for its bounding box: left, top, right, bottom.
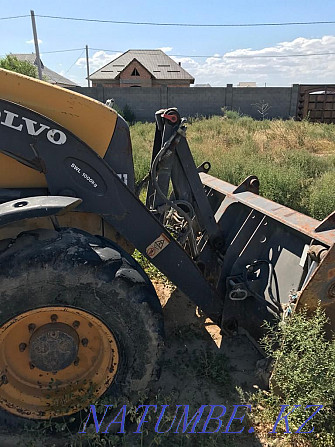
90, 48, 123, 53
1, 48, 85, 56
35, 14, 335, 28
64, 50, 85, 74
89, 48, 335, 59
2, 45, 335, 60
1, 13, 334, 28
42, 48, 85, 54
0, 15, 29, 20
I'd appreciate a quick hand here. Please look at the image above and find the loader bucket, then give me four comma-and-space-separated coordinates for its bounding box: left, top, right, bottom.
200, 172, 335, 340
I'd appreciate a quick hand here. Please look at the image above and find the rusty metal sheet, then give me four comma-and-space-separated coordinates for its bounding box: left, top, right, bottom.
295, 244, 335, 337
200, 173, 335, 248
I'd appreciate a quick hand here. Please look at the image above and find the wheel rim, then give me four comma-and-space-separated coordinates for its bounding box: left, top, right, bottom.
0, 307, 119, 419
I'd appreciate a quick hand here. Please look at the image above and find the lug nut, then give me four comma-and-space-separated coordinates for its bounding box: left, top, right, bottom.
19, 343, 27, 352
81, 338, 88, 347
1, 375, 8, 384
29, 362, 35, 370
28, 323, 36, 333
72, 320, 80, 329
74, 357, 80, 366
50, 314, 58, 322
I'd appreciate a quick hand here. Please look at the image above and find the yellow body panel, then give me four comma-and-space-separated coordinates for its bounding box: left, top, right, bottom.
0, 68, 117, 188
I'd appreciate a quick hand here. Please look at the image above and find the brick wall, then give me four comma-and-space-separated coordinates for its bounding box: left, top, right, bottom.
119, 61, 152, 88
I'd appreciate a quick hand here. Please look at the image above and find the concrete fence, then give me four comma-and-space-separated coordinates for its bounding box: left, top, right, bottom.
69, 84, 300, 122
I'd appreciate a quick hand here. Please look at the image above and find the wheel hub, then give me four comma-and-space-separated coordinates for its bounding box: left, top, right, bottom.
0, 307, 119, 419
29, 322, 79, 372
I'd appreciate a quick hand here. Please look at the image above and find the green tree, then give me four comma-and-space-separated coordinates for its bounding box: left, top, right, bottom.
0, 54, 38, 78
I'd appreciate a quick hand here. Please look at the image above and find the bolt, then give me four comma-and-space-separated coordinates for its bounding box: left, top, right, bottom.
19, 343, 27, 352
81, 338, 88, 347
72, 320, 80, 329
74, 357, 80, 366
29, 362, 35, 370
250, 178, 259, 190
50, 314, 58, 322
1, 375, 8, 384
28, 323, 36, 333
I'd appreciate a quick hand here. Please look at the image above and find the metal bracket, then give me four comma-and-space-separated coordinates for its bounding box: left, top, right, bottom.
0, 196, 82, 227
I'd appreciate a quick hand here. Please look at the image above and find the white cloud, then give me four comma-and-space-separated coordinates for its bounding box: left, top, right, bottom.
158, 47, 173, 53
26, 38, 42, 45
172, 35, 335, 86
76, 50, 121, 72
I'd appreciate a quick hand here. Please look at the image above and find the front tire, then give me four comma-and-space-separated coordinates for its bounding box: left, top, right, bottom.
0, 228, 163, 426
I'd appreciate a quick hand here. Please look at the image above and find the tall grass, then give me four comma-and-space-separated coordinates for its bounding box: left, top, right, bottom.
130, 115, 335, 220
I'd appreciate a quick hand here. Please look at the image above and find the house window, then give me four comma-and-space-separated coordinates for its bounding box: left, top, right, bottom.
131, 68, 140, 76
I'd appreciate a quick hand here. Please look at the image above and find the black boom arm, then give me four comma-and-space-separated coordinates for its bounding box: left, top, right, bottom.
0, 99, 223, 322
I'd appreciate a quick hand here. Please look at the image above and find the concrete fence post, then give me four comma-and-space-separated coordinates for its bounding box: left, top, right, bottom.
289, 84, 299, 119
96, 86, 104, 103
226, 84, 233, 110
160, 86, 168, 109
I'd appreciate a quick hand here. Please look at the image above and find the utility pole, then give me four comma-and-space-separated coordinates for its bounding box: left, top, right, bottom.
86, 45, 90, 87
30, 10, 43, 80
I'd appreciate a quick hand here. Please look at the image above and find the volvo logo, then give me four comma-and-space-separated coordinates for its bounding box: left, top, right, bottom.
0, 109, 67, 145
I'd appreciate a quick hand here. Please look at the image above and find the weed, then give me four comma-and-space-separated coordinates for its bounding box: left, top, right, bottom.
221, 107, 244, 120
305, 170, 335, 220
249, 307, 335, 447
192, 348, 231, 392
132, 250, 171, 285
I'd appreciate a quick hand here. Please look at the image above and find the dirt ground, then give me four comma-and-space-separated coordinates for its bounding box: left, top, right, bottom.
0, 283, 283, 447
151, 282, 266, 446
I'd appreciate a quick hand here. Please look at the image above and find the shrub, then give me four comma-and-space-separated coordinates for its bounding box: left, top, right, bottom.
112, 103, 136, 124
111, 102, 124, 117
252, 307, 335, 446
123, 104, 136, 124
221, 107, 243, 120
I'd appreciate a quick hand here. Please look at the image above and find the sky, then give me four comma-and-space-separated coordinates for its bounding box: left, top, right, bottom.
1, 0, 335, 86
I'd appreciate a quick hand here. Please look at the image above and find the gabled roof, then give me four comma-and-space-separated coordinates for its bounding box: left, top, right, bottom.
11, 53, 77, 87
89, 49, 194, 82
115, 58, 151, 80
